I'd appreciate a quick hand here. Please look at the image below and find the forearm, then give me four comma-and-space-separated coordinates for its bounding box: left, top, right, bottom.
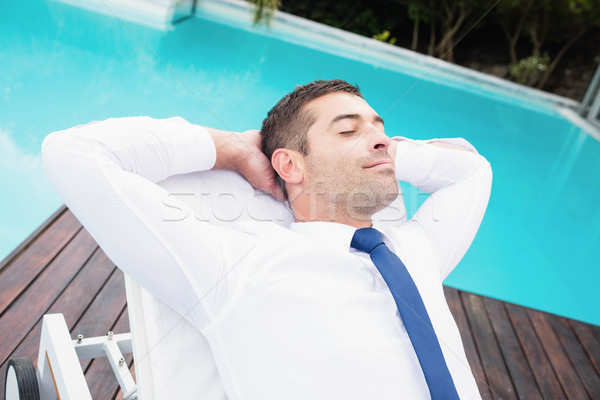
42, 116, 255, 325
393, 137, 489, 193
43, 116, 217, 182
392, 136, 492, 278
206, 127, 242, 170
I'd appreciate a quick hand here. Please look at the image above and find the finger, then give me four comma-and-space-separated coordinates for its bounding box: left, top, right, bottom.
262, 179, 281, 202
272, 183, 286, 202
260, 174, 285, 202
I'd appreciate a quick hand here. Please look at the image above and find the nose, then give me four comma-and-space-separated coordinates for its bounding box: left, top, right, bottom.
370, 126, 391, 151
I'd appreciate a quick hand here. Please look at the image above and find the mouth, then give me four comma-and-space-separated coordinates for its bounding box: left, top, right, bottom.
364, 160, 394, 169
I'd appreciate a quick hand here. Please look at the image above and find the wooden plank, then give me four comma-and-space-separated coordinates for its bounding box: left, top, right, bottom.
86, 306, 132, 399
483, 297, 542, 399
528, 310, 590, 399
551, 317, 600, 398
505, 303, 566, 399
594, 326, 600, 343
0, 209, 82, 316
570, 319, 600, 375
0, 228, 97, 367
0, 206, 67, 272
72, 267, 128, 374
461, 292, 516, 399
0, 247, 115, 395
46, 249, 116, 330
444, 286, 492, 399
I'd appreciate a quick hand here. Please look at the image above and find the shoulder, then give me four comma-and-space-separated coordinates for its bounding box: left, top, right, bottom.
158, 169, 294, 227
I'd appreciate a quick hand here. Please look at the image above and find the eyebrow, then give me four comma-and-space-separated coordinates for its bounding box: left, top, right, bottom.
327, 113, 384, 129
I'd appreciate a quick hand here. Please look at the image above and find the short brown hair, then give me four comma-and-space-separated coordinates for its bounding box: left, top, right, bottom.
261, 79, 363, 167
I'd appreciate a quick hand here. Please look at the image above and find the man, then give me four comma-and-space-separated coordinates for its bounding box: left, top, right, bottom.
43, 79, 492, 399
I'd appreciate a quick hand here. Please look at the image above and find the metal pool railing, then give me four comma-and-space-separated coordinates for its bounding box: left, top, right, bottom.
578, 61, 600, 129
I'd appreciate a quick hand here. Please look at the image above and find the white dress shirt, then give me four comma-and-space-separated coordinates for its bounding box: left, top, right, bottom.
42, 116, 492, 399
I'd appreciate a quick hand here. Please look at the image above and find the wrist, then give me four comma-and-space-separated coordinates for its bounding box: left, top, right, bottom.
210, 129, 243, 171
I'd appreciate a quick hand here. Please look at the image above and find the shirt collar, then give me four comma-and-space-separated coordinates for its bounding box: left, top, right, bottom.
289, 221, 357, 251
289, 220, 393, 253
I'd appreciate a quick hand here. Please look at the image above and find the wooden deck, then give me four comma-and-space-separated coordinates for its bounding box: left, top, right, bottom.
1, 207, 599, 399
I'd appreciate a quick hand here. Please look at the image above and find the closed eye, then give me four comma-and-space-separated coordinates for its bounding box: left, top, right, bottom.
339, 131, 355, 135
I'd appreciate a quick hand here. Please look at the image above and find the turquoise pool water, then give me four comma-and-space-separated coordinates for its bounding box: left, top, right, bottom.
2, 0, 599, 325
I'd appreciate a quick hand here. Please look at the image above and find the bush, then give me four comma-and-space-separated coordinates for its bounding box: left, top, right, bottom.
372, 30, 397, 45
509, 54, 550, 86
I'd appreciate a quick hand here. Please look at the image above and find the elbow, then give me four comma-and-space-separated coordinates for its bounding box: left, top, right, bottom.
41, 127, 99, 186
41, 130, 67, 176
475, 156, 493, 199
41, 128, 80, 174
463, 152, 493, 198
460, 149, 493, 185
41, 132, 74, 197
478, 155, 493, 181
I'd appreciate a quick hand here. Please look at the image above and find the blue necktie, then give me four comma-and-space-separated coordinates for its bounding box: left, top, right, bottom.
351, 227, 460, 400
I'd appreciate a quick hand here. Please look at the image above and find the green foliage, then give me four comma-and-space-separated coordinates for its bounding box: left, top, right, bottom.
279, 0, 408, 40
509, 53, 550, 85
567, 0, 598, 14
373, 30, 397, 45
274, 0, 600, 91
407, 2, 431, 24
247, 0, 281, 26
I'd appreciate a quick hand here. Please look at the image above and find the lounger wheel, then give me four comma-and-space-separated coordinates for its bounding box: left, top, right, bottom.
4, 358, 40, 400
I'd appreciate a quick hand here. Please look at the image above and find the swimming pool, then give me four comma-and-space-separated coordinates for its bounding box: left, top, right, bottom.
2, 0, 599, 325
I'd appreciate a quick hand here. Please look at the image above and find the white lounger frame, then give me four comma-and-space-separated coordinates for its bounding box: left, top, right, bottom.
7, 273, 223, 400
35, 313, 137, 400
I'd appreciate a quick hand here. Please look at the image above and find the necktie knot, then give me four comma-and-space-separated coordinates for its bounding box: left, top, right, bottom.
350, 227, 385, 254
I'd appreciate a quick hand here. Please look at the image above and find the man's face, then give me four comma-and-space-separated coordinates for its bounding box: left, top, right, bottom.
300, 92, 398, 219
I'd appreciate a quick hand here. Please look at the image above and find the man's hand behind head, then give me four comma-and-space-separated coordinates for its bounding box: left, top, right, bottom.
209, 128, 285, 202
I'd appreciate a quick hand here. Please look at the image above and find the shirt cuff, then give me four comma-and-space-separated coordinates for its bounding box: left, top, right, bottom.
392, 136, 478, 154
391, 136, 478, 185
164, 117, 217, 175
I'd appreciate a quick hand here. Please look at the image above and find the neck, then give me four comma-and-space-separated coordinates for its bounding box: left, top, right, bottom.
289, 191, 375, 229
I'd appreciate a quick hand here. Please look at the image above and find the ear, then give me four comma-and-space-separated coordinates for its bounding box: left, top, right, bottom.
271, 148, 304, 185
